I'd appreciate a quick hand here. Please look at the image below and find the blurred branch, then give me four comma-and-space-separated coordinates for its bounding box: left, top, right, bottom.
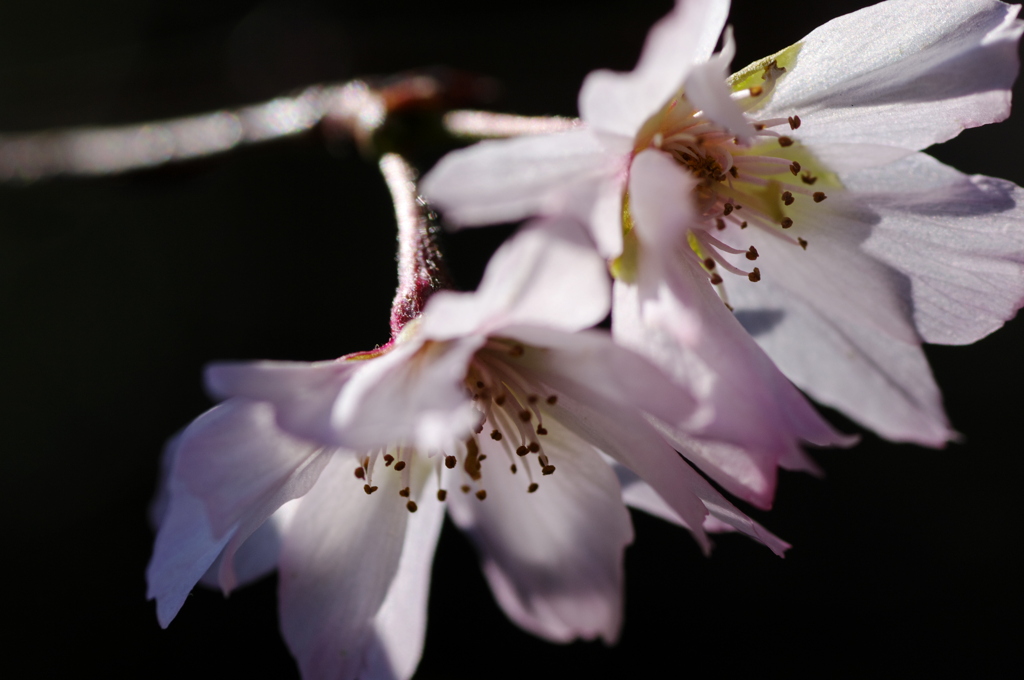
0, 69, 498, 181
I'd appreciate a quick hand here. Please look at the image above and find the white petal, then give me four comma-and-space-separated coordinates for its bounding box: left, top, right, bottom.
199, 500, 299, 590
613, 251, 851, 508
175, 400, 332, 593
174, 400, 328, 539
447, 422, 633, 644
279, 454, 440, 680
205, 359, 356, 444
420, 129, 625, 228
847, 153, 1024, 345
800, 142, 915, 172
361, 475, 446, 680
608, 452, 789, 553
508, 355, 713, 551
147, 436, 233, 627
719, 193, 922, 345
421, 218, 610, 340
578, 0, 730, 135
629, 148, 700, 248
683, 28, 757, 143
495, 326, 705, 433
728, 276, 954, 446
758, 0, 1023, 150
332, 336, 483, 452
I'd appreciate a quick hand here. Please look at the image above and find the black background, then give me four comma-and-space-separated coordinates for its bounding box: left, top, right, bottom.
1, 1, 1020, 677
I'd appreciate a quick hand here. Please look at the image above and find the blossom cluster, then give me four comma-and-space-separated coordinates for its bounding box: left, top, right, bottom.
148, 1, 1024, 678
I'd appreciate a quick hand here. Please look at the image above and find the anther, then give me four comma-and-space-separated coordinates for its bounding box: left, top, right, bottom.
383, 454, 394, 467
729, 166, 738, 178
536, 426, 548, 435
510, 464, 517, 474
527, 395, 539, 404
354, 467, 365, 479
528, 441, 540, 453
364, 484, 378, 495
781, 217, 794, 229
781, 191, 794, 206
715, 218, 725, 230
813, 192, 827, 203
476, 489, 487, 501
788, 115, 801, 129
445, 455, 457, 469
710, 273, 724, 285
789, 161, 801, 176
516, 445, 529, 457
406, 500, 418, 513
476, 380, 484, 388
518, 410, 532, 422
703, 257, 716, 269
394, 461, 406, 472
437, 489, 447, 501
749, 86, 763, 97
528, 483, 539, 493
490, 429, 502, 441
748, 267, 761, 283
541, 465, 556, 476
399, 487, 410, 497
546, 395, 558, 405
461, 485, 471, 493
746, 246, 759, 260
801, 172, 817, 185
740, 221, 748, 229
798, 237, 808, 250
723, 203, 734, 216
495, 395, 506, 406
778, 136, 794, 147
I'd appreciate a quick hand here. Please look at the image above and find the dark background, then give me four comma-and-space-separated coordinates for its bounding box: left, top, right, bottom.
1, 1, 1020, 677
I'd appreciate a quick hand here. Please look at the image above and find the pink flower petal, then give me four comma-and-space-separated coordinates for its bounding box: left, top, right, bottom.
279, 455, 442, 680
727, 276, 955, 446
420, 129, 623, 229
421, 218, 610, 340
579, 0, 730, 136
848, 152, 1024, 345
446, 422, 632, 644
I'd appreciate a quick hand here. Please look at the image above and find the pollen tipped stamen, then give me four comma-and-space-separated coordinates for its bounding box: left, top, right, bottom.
693, 231, 759, 279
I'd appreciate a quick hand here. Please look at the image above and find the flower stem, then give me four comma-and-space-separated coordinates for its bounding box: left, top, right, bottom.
379, 152, 452, 338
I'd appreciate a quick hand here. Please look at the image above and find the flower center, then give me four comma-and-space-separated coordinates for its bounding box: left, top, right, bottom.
635, 57, 838, 305
350, 339, 560, 512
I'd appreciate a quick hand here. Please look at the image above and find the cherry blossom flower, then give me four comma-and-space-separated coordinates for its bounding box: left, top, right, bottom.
421, 0, 1024, 505
147, 220, 786, 680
